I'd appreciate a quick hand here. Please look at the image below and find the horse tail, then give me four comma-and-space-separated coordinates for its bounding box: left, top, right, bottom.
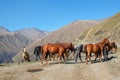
40, 46, 43, 57
34, 47, 37, 55
115, 43, 117, 52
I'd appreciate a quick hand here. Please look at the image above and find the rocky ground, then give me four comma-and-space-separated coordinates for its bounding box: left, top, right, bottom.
0, 47, 120, 80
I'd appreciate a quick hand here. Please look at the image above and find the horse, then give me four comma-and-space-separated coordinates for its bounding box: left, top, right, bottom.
109, 42, 117, 53
40, 43, 66, 64
59, 43, 74, 60
22, 47, 30, 62
74, 44, 83, 63
103, 42, 117, 61
34, 46, 42, 61
85, 38, 110, 64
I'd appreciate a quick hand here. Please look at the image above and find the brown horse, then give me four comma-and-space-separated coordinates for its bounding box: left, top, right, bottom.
60, 43, 74, 51
59, 43, 74, 60
48, 43, 74, 61
41, 43, 65, 64
85, 38, 110, 64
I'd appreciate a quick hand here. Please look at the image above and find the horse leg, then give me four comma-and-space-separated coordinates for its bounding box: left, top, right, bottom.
94, 53, 98, 63
88, 54, 92, 63
48, 52, 51, 61
41, 53, 46, 64
62, 53, 65, 64
35, 54, 38, 61
75, 52, 78, 63
79, 51, 82, 63
106, 53, 108, 60
57, 53, 62, 64
87, 51, 92, 64
45, 52, 50, 64
86, 52, 89, 64
37, 53, 41, 61
53, 54, 56, 61
99, 52, 103, 62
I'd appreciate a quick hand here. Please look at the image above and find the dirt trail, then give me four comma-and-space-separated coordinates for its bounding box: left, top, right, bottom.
0, 58, 120, 80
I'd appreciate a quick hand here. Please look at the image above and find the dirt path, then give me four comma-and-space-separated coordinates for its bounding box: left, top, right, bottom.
0, 58, 120, 80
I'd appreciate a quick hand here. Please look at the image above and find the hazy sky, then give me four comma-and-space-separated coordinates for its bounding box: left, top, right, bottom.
0, 0, 120, 31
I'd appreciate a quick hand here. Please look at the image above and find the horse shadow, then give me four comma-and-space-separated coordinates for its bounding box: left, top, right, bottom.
0, 64, 5, 66
94, 56, 117, 63
65, 61, 76, 64
27, 68, 43, 73
107, 56, 117, 61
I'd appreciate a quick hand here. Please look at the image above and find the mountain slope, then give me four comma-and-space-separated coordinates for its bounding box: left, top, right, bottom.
16, 28, 49, 41
0, 26, 9, 34
0, 32, 31, 63
13, 20, 101, 62
74, 13, 120, 44
0, 27, 49, 63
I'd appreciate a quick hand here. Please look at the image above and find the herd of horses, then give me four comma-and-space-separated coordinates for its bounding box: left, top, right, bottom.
23, 38, 117, 64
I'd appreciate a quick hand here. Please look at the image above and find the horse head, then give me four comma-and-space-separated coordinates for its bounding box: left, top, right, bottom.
109, 42, 117, 53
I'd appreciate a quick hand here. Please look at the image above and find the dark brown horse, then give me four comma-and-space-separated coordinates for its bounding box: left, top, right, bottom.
109, 42, 117, 53
41, 43, 65, 64
59, 43, 74, 60
103, 41, 117, 61
85, 38, 110, 64
60, 43, 74, 51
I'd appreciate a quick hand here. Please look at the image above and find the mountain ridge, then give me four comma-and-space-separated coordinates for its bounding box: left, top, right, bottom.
0, 27, 49, 63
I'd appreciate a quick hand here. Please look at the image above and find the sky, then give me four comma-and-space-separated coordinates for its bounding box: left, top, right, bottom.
0, 0, 120, 32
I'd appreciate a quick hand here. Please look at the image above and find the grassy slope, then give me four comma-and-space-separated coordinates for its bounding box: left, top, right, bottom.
76, 13, 120, 44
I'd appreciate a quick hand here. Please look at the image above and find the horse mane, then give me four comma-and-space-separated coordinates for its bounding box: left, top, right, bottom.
98, 38, 109, 44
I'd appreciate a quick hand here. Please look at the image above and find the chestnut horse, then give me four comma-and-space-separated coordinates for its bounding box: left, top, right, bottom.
41, 43, 65, 64
85, 38, 110, 64
48, 43, 74, 61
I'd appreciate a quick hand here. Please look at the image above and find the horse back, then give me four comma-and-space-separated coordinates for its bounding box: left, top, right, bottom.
60, 43, 74, 49
86, 44, 100, 53
46, 43, 65, 53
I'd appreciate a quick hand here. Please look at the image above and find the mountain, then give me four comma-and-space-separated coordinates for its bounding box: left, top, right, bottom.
13, 20, 102, 62
74, 13, 120, 44
0, 27, 49, 63
16, 28, 50, 41
0, 26, 9, 34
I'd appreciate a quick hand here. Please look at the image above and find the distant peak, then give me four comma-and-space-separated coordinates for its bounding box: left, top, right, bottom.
0, 26, 9, 34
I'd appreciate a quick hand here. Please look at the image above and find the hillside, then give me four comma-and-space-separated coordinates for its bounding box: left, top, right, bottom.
0, 26, 9, 34
0, 27, 49, 63
16, 28, 50, 41
13, 20, 101, 62
74, 13, 120, 44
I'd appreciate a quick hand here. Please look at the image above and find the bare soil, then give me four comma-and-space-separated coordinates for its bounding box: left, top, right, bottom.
0, 52, 120, 80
